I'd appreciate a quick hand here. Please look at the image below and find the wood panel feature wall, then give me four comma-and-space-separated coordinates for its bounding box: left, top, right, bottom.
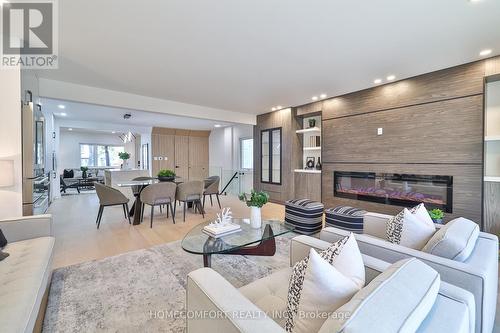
296, 57, 500, 227
253, 108, 301, 203
151, 127, 210, 180
294, 173, 322, 202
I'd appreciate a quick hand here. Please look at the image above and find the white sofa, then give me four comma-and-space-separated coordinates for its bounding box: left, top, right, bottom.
186, 235, 475, 333
320, 212, 498, 333
0, 215, 55, 333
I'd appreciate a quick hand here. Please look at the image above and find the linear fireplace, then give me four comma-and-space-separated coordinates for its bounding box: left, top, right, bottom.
334, 171, 453, 213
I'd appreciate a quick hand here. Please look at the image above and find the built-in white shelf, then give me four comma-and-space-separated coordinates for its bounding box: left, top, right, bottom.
294, 169, 322, 174
296, 127, 321, 134
484, 176, 500, 183
303, 146, 321, 151
485, 136, 500, 142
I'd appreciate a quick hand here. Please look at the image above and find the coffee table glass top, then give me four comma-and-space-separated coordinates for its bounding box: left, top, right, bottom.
181, 218, 294, 255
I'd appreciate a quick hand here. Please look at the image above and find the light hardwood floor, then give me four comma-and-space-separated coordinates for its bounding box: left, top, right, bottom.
48, 192, 285, 268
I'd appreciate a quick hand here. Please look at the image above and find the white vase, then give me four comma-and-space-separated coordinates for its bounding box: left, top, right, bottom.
250, 206, 262, 229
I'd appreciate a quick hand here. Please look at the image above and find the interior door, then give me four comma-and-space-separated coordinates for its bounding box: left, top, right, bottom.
159, 134, 175, 171
188, 136, 209, 181
174, 135, 189, 179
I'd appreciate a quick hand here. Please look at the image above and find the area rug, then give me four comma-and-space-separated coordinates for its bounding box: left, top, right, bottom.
43, 235, 293, 332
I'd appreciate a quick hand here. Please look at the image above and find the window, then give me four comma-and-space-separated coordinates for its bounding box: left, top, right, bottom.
261, 128, 281, 184
240, 138, 253, 170
141, 144, 149, 170
80, 144, 125, 167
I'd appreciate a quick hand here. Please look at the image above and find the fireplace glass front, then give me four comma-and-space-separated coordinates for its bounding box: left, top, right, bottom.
334, 171, 453, 213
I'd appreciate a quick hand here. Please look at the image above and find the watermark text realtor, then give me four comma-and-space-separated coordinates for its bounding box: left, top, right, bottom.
1, 0, 58, 69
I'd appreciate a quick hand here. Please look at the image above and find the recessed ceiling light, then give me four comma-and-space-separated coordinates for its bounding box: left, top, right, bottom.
276, 105, 283, 109
319, 94, 327, 99
469, 0, 481, 3
374, 78, 382, 84
480, 49, 492, 56
311, 96, 318, 101
111, 131, 116, 134
214, 124, 222, 128
271, 107, 276, 111
386, 75, 396, 81
59, 112, 67, 116
57, 104, 65, 109
68, 128, 73, 131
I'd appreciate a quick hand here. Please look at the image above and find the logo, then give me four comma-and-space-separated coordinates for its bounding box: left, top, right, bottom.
1, 0, 58, 69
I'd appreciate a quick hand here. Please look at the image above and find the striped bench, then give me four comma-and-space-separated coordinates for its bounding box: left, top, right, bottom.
285, 199, 324, 235
325, 206, 366, 233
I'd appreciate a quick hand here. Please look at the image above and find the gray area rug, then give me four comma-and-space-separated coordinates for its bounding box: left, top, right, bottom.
43, 235, 293, 332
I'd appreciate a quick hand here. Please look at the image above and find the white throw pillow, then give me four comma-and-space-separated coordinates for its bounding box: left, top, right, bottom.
285, 234, 364, 333
386, 204, 436, 249
422, 217, 480, 261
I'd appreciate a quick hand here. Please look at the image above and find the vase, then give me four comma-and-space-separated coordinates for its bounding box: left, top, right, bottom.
250, 206, 262, 229
432, 218, 443, 224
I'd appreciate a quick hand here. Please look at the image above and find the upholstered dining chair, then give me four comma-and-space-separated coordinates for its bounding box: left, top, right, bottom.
94, 182, 131, 229
203, 176, 221, 209
140, 182, 177, 228
175, 180, 205, 222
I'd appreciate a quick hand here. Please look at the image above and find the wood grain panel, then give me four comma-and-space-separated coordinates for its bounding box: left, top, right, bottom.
296, 102, 322, 116
174, 135, 189, 179
485, 56, 500, 77
322, 95, 483, 164
188, 136, 209, 180
294, 173, 322, 202
322, 163, 482, 224
484, 181, 500, 236
253, 108, 302, 203
159, 134, 175, 171
322, 61, 485, 119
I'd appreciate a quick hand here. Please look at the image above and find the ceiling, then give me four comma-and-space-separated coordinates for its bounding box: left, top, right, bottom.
37, 0, 500, 114
42, 98, 234, 130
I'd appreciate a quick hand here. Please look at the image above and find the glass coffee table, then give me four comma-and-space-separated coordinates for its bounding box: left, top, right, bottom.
181, 218, 295, 267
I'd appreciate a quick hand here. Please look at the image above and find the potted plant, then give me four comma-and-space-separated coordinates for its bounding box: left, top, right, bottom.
308, 118, 316, 128
118, 152, 131, 169
428, 208, 444, 224
157, 169, 176, 182
239, 190, 269, 229
80, 166, 89, 178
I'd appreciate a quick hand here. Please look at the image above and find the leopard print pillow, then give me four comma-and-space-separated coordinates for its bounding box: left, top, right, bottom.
285, 235, 349, 332
386, 204, 422, 244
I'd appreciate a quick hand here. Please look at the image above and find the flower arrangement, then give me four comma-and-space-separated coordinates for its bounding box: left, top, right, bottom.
239, 190, 269, 208
118, 152, 131, 161
428, 208, 444, 224
157, 169, 176, 181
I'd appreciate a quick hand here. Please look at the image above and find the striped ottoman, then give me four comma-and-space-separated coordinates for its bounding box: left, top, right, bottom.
325, 206, 366, 233
285, 199, 324, 235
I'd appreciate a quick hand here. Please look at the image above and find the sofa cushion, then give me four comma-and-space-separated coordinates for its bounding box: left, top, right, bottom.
319, 258, 440, 333
422, 217, 479, 262
0, 237, 55, 333
239, 267, 292, 327
386, 204, 436, 249
63, 169, 74, 178
285, 234, 364, 332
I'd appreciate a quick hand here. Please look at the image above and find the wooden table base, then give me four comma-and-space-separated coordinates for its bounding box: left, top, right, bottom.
202, 224, 276, 268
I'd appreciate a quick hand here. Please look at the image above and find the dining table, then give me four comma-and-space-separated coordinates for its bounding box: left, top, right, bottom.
117, 177, 185, 225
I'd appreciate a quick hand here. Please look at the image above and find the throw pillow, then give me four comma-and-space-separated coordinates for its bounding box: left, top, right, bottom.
285, 234, 365, 332
386, 204, 436, 249
0, 229, 7, 248
422, 217, 480, 262
63, 169, 74, 178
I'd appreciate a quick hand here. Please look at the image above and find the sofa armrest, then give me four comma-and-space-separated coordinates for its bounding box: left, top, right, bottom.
0, 214, 53, 242
187, 268, 285, 333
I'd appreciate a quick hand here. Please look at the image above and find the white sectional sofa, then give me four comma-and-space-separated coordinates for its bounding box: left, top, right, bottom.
186, 235, 476, 333
320, 212, 498, 333
0, 215, 55, 333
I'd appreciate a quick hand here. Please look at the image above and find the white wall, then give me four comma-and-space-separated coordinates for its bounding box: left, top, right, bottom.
0, 67, 23, 218
58, 131, 131, 174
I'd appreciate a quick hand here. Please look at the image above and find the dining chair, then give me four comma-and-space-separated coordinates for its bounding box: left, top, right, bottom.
203, 176, 221, 209
140, 182, 177, 228
94, 182, 131, 229
175, 180, 205, 222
